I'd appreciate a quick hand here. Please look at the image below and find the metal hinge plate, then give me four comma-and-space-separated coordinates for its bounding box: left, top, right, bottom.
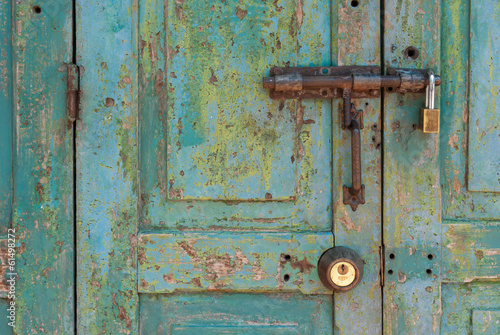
379, 245, 385, 287
67, 64, 80, 122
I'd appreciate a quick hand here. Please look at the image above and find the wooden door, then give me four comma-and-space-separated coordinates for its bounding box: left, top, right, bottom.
383, 1, 500, 334
74, 0, 500, 335
76, 0, 382, 333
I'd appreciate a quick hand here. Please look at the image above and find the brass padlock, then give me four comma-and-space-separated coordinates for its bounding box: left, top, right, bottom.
420, 73, 440, 133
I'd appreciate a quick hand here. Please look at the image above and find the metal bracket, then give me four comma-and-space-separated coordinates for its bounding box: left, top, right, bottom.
67, 64, 80, 122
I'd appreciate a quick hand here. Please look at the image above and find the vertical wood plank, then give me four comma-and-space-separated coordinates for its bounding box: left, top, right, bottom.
76, 0, 139, 333
383, 0, 441, 333
12, 0, 74, 333
0, 0, 13, 236
333, 0, 382, 333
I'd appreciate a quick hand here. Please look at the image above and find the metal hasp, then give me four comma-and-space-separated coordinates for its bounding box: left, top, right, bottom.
263, 66, 441, 211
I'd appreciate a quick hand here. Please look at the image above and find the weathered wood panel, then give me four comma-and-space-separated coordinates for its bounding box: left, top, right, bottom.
138, 232, 332, 294
76, 0, 139, 333
165, 0, 297, 200
140, 293, 332, 334
139, 0, 332, 233
468, 1, 500, 192
12, 0, 74, 333
442, 283, 500, 335
0, 0, 13, 236
332, 0, 382, 333
441, 0, 500, 220
472, 310, 500, 335
442, 222, 500, 282
383, 0, 441, 333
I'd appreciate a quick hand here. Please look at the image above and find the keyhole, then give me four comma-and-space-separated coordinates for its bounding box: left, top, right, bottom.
338, 264, 349, 275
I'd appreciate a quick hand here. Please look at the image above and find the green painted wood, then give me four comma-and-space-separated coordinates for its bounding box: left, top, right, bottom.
139, 0, 332, 233
384, 1, 500, 334
472, 310, 500, 335
136, 0, 341, 331
11, 0, 74, 333
332, 1, 382, 333
441, 283, 500, 334
441, 0, 500, 220
165, 0, 297, 201
138, 232, 332, 294
442, 222, 500, 282
0, 0, 13, 236
468, 1, 500, 192
140, 293, 332, 334
383, 0, 441, 333
76, 0, 139, 333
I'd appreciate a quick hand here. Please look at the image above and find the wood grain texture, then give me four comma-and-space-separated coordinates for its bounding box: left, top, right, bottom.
140, 293, 333, 334
332, 0, 382, 333
442, 222, 500, 282
467, 0, 500, 192
138, 232, 332, 294
441, 0, 500, 220
11, 0, 74, 333
0, 0, 13, 236
139, 0, 332, 233
441, 283, 500, 335
383, 0, 441, 333
76, 0, 139, 333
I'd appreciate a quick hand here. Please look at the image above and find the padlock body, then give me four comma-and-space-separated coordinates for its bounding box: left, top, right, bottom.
420, 108, 440, 133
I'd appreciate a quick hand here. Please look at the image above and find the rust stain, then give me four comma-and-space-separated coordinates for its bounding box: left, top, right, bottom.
235, 6, 248, 21
290, 256, 315, 274
447, 133, 458, 149
117, 306, 132, 329
474, 249, 484, 259
208, 68, 218, 85
179, 241, 197, 258
163, 273, 177, 284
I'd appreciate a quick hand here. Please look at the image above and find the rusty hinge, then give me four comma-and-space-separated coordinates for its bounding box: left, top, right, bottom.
379, 245, 385, 287
67, 64, 80, 122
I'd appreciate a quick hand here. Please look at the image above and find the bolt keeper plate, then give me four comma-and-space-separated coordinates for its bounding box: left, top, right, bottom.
269, 66, 381, 100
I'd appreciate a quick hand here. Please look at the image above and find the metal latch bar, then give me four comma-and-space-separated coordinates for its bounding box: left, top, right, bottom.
262, 66, 440, 211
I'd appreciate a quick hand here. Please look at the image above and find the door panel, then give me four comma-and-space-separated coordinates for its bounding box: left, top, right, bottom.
441, 283, 500, 334
78, 0, 383, 333
140, 293, 332, 334
165, 0, 298, 201
140, 0, 332, 232
441, 0, 500, 220
138, 233, 332, 294
138, 0, 336, 332
468, 0, 500, 192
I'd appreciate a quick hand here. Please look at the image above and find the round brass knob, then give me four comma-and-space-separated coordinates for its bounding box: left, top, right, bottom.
318, 246, 364, 291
